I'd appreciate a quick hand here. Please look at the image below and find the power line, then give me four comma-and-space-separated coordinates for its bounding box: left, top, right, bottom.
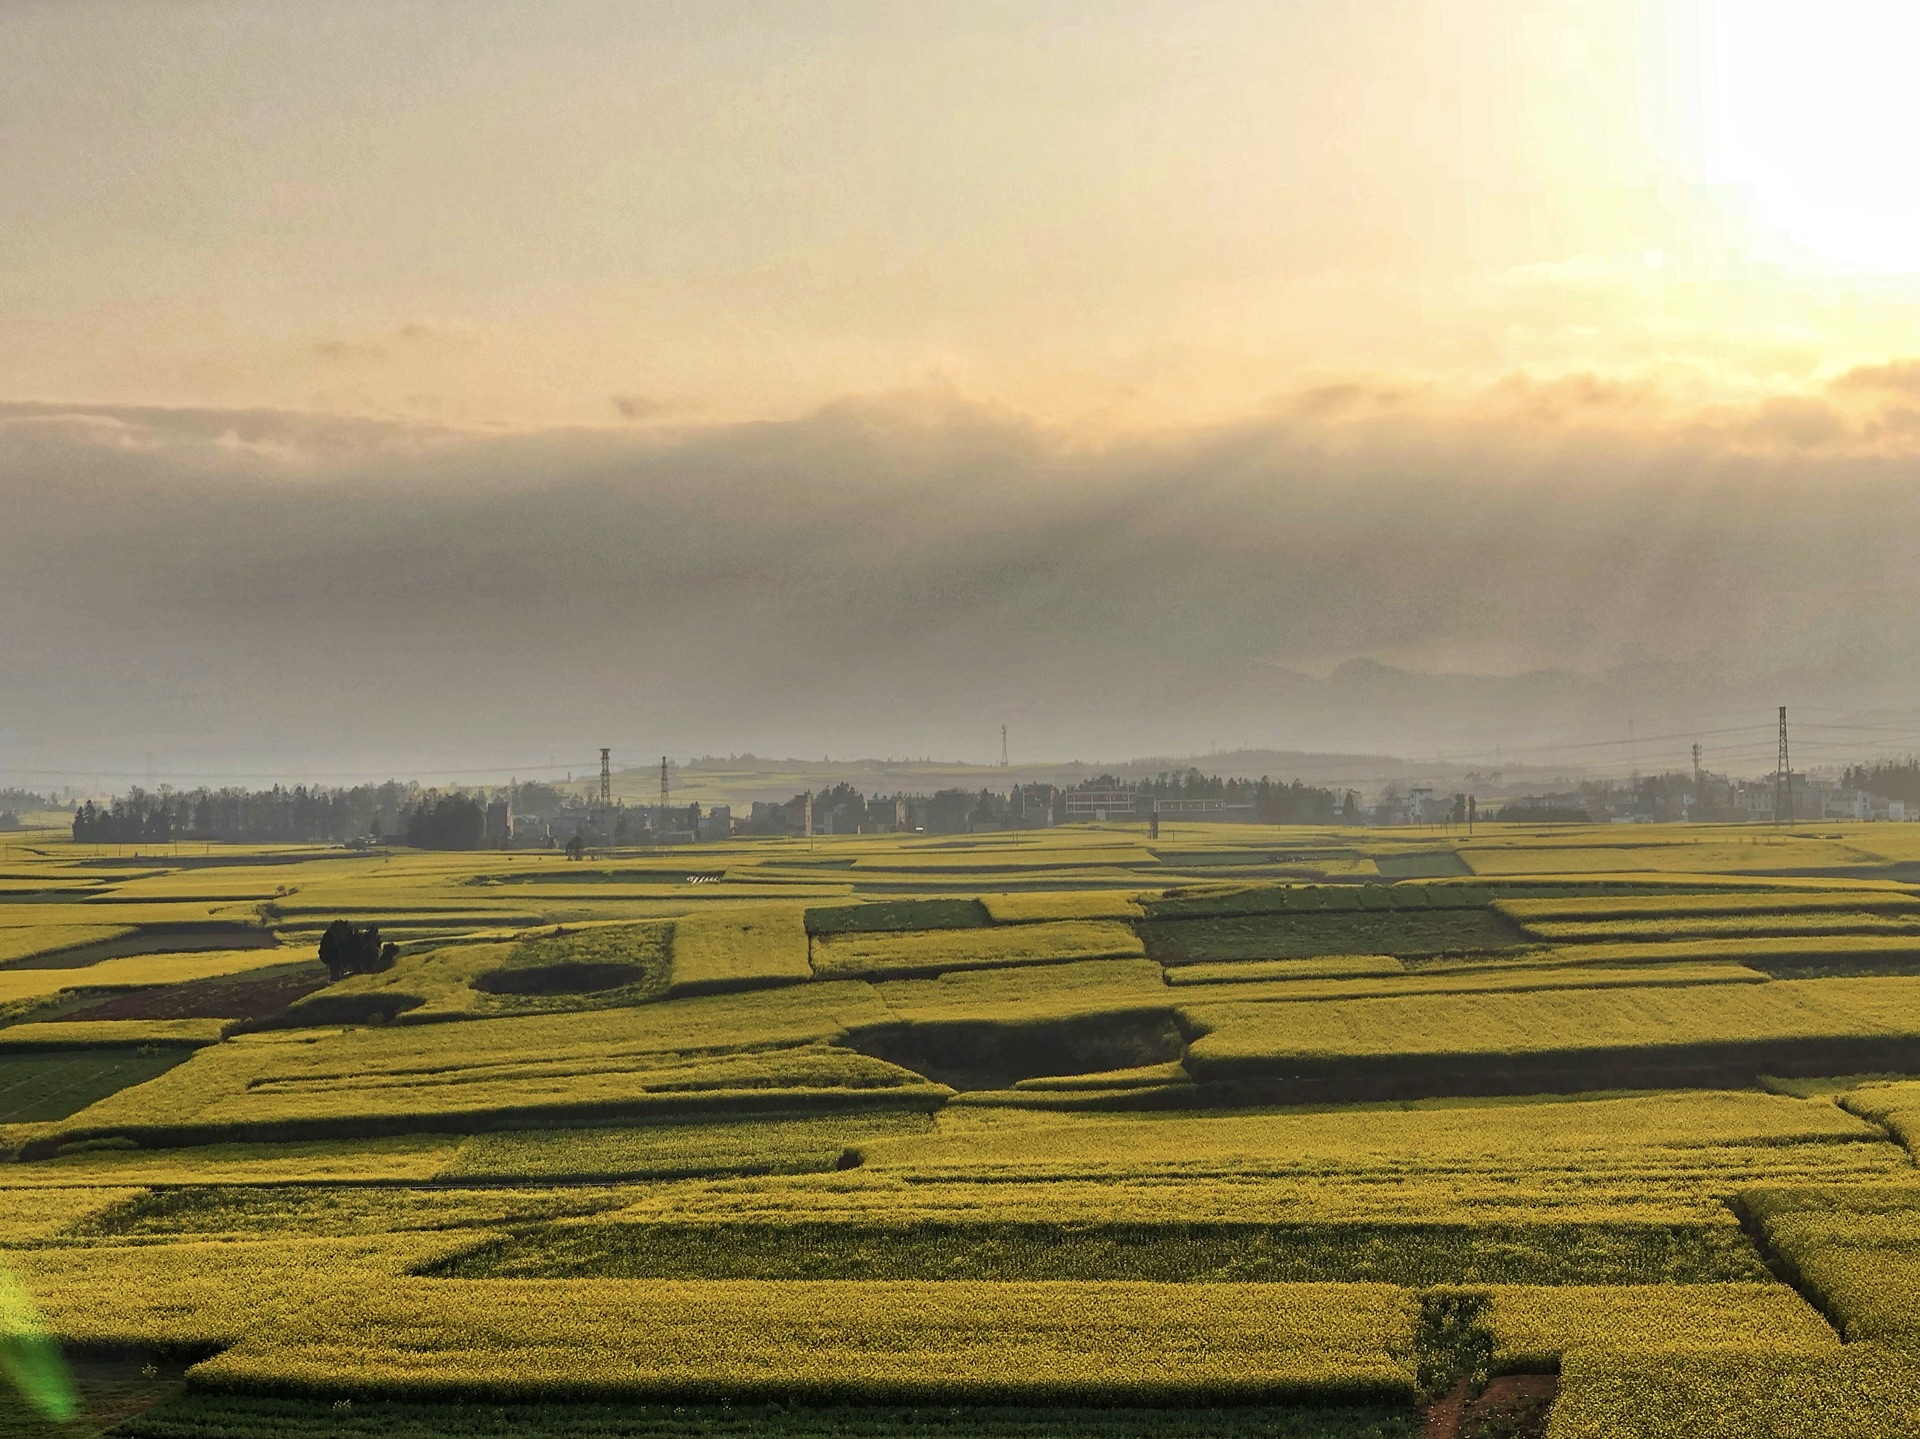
1403, 723, 1774, 764
1797, 721, 1920, 735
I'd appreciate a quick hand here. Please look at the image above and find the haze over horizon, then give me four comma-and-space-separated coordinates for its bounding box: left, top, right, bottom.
8, 1, 1920, 787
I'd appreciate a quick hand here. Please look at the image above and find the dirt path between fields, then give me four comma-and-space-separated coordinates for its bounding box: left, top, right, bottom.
1423, 1375, 1558, 1439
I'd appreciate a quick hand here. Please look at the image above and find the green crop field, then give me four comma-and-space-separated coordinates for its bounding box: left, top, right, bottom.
10, 822, 1920, 1435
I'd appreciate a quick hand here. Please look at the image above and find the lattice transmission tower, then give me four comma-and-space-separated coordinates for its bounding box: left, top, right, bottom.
1775, 707, 1792, 826
658, 757, 670, 834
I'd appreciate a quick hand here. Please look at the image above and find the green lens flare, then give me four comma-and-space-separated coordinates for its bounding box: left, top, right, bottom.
0, 1269, 76, 1422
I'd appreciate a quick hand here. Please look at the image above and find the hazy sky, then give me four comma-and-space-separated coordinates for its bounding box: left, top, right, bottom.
6, 2, 1920, 783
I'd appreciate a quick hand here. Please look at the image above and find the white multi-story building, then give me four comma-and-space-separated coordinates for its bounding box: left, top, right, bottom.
1065, 787, 1137, 821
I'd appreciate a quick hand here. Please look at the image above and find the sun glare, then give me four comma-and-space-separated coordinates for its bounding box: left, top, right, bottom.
1708, 0, 1920, 274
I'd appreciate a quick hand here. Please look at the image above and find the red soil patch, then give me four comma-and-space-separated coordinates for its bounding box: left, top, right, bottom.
1423, 1375, 1558, 1439
53, 967, 328, 1025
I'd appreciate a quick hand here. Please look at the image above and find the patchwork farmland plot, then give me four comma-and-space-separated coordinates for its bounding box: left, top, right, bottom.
811, 919, 1145, 980
190, 1279, 1416, 1404
8, 822, 1920, 1434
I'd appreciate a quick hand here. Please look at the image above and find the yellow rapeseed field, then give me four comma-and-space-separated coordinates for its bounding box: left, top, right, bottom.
0, 1018, 225, 1048
670, 905, 813, 993
1184, 976, 1920, 1075
191, 1278, 1416, 1403
5, 826, 1920, 1429
0, 1186, 143, 1243
811, 920, 1145, 979
0, 924, 137, 966
3, 1235, 481, 1350
1484, 1283, 1840, 1369
0, 948, 285, 1010
1546, 1346, 1920, 1439
981, 892, 1148, 923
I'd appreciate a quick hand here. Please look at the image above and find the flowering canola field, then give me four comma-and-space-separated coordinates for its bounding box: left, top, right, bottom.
6, 821, 1920, 1435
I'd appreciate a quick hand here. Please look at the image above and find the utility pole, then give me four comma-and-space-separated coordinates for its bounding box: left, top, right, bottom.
1776, 707, 1792, 826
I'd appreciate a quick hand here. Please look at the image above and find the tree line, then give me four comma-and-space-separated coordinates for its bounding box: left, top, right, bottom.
0, 788, 61, 831
754, 770, 1358, 834
71, 783, 491, 850
1128, 769, 1361, 824
1843, 759, 1920, 805
0, 788, 61, 813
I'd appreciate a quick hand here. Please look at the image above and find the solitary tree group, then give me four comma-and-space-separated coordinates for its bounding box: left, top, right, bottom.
318, 919, 398, 981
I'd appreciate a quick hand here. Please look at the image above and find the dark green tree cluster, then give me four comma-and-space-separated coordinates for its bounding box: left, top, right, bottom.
506, 781, 569, 819
1844, 758, 1920, 804
761, 783, 906, 835
72, 791, 185, 844
1070, 770, 1355, 824
403, 795, 486, 850
1494, 802, 1594, 823
73, 782, 413, 844
317, 919, 398, 981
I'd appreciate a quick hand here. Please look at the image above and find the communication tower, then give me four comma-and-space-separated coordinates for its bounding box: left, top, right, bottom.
1775, 707, 1793, 825
599, 749, 612, 812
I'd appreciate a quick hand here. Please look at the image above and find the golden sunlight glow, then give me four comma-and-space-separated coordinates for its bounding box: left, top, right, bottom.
1708, 0, 1920, 274
5, 4, 1920, 429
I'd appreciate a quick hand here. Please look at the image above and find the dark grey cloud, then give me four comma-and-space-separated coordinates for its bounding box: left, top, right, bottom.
5, 390, 1920, 779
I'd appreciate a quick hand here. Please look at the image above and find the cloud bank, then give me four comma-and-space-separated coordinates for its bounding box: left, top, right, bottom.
5, 373, 1920, 779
